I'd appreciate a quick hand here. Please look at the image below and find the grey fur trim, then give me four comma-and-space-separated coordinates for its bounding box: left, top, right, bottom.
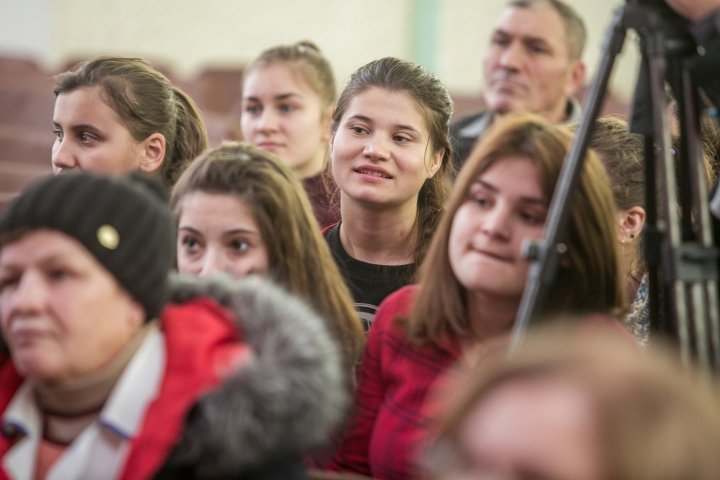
159, 273, 348, 477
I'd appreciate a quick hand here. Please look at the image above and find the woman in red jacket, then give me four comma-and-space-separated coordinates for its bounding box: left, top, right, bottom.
330, 114, 628, 479
0, 172, 346, 479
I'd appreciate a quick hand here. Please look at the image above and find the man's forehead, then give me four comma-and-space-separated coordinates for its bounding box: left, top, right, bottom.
493, 4, 569, 52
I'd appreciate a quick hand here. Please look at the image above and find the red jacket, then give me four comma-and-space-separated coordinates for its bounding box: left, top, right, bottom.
1, 275, 346, 479
329, 286, 460, 479
0, 297, 249, 480
329, 286, 635, 479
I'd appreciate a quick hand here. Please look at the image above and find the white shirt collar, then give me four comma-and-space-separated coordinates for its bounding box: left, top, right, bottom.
1, 323, 166, 479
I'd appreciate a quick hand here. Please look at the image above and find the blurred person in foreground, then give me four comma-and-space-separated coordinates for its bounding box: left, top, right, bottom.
425, 327, 720, 480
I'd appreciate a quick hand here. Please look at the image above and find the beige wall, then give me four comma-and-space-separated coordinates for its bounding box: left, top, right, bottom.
2, 0, 640, 100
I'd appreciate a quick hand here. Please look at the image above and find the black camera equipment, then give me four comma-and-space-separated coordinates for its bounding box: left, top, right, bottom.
510, 0, 720, 372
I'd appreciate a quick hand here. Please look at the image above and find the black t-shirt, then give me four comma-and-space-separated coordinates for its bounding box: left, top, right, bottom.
325, 223, 416, 332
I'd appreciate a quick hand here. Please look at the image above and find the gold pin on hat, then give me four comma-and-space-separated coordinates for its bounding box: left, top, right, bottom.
97, 225, 120, 250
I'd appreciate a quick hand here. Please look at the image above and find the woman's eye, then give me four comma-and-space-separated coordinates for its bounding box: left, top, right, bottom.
520, 211, 545, 225
393, 134, 411, 143
243, 103, 261, 115
48, 268, 71, 282
473, 195, 491, 207
52, 129, 63, 141
180, 236, 201, 253
278, 103, 296, 113
230, 239, 250, 253
79, 132, 97, 143
349, 125, 367, 135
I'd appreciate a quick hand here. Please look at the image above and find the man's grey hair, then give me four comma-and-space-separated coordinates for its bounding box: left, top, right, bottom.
507, 0, 587, 60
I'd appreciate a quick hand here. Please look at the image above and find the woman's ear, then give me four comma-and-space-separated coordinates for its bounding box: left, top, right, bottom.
126, 297, 146, 330
617, 206, 646, 244
139, 133, 167, 174
427, 149, 444, 178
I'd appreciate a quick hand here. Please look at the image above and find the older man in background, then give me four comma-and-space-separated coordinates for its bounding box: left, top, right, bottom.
451, 0, 587, 170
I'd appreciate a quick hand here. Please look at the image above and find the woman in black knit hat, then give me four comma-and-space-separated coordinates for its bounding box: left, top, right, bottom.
0, 172, 346, 479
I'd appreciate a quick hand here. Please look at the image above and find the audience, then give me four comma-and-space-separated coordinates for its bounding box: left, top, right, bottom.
241, 41, 339, 227
4, 6, 720, 476
450, 0, 586, 171
0, 172, 345, 479
325, 57, 453, 330
171, 142, 364, 369
328, 115, 627, 479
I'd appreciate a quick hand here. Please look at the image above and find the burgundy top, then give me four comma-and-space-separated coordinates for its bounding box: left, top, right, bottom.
303, 173, 340, 229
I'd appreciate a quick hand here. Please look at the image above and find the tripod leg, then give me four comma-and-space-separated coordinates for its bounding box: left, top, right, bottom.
643, 28, 697, 366
672, 56, 720, 370
509, 6, 628, 352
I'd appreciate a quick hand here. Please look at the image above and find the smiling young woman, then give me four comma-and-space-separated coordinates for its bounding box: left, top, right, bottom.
328, 114, 627, 479
325, 57, 454, 331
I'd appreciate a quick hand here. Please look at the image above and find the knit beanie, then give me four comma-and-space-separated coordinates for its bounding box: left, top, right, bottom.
0, 172, 175, 320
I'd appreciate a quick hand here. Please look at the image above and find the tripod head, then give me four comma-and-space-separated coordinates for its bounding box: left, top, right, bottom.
626, 0, 694, 54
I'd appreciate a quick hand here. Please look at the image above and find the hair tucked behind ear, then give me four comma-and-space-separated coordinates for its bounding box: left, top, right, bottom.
54, 56, 209, 185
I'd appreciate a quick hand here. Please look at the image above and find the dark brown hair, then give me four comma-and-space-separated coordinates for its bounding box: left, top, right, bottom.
587, 116, 645, 211
331, 57, 454, 265
54, 56, 209, 185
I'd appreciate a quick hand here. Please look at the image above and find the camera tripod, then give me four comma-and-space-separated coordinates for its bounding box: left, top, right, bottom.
511, 1, 720, 372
